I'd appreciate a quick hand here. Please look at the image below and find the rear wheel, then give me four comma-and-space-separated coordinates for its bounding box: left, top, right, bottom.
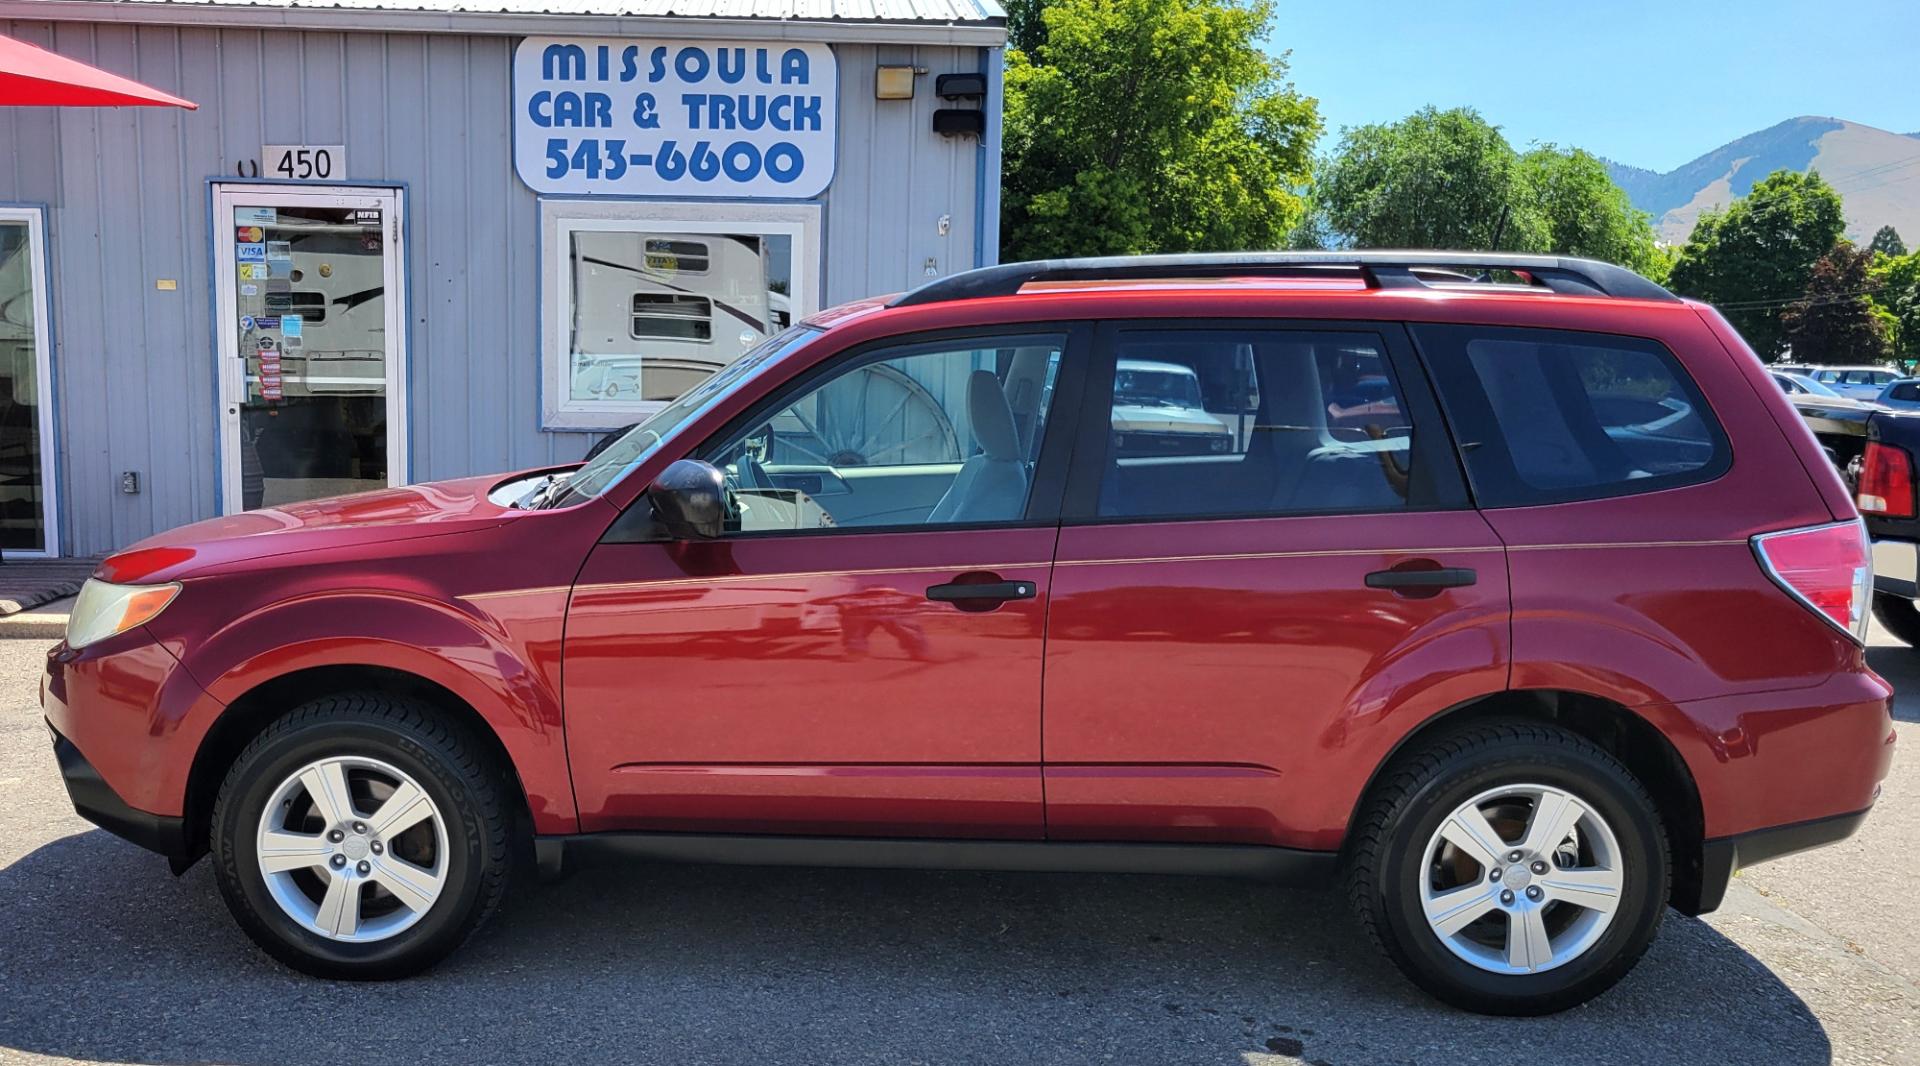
1346, 722, 1669, 1015
1872, 593, 1920, 647
210, 695, 512, 979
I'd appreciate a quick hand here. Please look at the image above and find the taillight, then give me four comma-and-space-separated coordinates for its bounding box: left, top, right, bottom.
1752, 520, 1872, 643
1858, 441, 1915, 517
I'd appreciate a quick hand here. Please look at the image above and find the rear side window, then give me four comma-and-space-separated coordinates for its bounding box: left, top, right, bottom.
1090, 329, 1441, 520
1414, 325, 1728, 507
1892, 383, 1920, 402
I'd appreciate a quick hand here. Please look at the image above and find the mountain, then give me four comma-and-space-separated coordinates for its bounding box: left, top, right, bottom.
1605, 117, 1920, 246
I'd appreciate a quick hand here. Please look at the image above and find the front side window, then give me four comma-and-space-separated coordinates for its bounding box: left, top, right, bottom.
1414, 325, 1727, 507
1095, 330, 1418, 520
548, 326, 820, 508
702, 334, 1066, 533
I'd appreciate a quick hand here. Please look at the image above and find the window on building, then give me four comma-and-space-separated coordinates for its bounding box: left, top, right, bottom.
541, 201, 821, 429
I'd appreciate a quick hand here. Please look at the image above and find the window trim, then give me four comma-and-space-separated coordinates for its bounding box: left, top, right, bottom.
1409, 323, 1732, 509
603, 321, 1095, 543
1058, 319, 1470, 527
539, 198, 821, 431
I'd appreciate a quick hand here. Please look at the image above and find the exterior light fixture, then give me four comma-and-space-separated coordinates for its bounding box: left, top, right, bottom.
875, 65, 918, 100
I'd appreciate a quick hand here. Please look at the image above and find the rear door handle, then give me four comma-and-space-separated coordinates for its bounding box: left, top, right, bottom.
925, 580, 1037, 604
1364, 567, 1477, 590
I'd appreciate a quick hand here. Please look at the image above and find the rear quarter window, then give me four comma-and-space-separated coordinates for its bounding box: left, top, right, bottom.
1412, 325, 1729, 507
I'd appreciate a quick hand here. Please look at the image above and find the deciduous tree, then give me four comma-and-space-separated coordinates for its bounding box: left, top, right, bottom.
1666, 170, 1847, 357
1782, 242, 1892, 364
1000, 0, 1321, 261
1872, 251, 1920, 361
1315, 107, 1544, 252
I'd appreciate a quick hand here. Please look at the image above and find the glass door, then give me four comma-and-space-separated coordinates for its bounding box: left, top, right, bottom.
212, 185, 407, 512
0, 207, 58, 556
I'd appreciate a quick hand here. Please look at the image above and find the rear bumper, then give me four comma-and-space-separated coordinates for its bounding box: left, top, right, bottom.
48, 721, 191, 864
1687, 805, 1874, 914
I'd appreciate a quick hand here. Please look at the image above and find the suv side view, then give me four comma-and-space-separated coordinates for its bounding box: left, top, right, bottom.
43, 252, 1893, 1015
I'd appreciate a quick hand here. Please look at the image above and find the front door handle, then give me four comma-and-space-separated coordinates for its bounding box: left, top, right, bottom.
1364, 566, 1477, 591
925, 579, 1037, 604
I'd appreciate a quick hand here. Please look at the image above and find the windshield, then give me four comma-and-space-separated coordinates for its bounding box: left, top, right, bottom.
544, 326, 821, 507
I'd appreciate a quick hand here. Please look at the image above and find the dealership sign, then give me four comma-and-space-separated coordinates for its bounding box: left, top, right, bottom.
513, 38, 838, 199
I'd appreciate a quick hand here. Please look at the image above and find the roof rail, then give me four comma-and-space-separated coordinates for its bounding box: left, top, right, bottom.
889, 250, 1679, 307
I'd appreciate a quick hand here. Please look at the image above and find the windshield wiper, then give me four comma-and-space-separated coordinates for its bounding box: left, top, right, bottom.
512, 472, 571, 510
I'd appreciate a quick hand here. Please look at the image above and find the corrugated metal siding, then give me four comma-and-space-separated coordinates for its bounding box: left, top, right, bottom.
0, 20, 985, 555
79, 0, 1007, 24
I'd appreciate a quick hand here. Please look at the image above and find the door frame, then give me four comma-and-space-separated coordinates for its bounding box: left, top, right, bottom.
0, 204, 60, 558
210, 183, 409, 514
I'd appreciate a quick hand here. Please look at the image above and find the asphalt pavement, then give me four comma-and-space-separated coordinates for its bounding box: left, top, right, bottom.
0, 630, 1914, 1066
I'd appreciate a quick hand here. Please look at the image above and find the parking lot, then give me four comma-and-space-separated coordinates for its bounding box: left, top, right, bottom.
0, 632, 1913, 1066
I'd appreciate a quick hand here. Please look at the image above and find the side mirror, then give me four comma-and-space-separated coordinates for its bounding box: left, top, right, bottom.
646, 459, 727, 540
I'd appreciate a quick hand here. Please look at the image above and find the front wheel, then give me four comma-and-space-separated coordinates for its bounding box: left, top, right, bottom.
210, 695, 513, 979
1872, 593, 1920, 647
1346, 722, 1670, 1015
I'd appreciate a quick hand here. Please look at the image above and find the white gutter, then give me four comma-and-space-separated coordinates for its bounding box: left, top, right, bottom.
0, 0, 1009, 45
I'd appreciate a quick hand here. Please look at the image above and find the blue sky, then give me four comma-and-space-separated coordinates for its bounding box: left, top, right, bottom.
1272, 0, 1920, 173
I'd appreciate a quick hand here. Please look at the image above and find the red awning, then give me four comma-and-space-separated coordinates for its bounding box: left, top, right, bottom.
0, 32, 197, 109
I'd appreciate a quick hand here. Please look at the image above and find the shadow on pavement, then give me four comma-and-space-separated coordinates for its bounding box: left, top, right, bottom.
0, 830, 1831, 1066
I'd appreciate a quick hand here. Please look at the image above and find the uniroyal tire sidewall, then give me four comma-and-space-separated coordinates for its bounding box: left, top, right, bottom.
1375, 746, 1667, 1012
214, 719, 490, 976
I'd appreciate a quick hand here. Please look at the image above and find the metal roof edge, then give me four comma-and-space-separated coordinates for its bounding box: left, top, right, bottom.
0, 1, 1009, 44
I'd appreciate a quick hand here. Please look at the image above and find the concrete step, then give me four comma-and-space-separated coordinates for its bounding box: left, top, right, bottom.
0, 594, 72, 640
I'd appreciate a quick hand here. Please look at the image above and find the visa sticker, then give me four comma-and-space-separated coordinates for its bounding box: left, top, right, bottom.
237, 244, 266, 262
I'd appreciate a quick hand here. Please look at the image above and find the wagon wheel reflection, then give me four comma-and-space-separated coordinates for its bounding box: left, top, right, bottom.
776, 363, 960, 467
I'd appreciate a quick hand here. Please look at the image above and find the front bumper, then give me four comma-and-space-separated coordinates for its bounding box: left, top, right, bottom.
1689, 805, 1874, 914
1872, 536, 1918, 599
48, 721, 191, 865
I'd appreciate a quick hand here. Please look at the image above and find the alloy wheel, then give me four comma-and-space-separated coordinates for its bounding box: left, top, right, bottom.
1418, 783, 1625, 974
253, 755, 449, 943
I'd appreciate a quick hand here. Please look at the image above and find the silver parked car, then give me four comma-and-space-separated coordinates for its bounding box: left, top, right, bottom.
1874, 378, 1920, 411
1795, 365, 1903, 402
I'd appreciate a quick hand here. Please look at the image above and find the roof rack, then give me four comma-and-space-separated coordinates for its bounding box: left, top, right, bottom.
889, 251, 1678, 307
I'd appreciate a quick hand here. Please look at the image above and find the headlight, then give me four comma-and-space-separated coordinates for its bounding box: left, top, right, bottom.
66, 578, 182, 650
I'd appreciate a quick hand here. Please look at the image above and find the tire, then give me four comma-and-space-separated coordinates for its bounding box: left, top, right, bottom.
1873, 593, 1920, 647
210, 694, 513, 979
1345, 721, 1670, 1015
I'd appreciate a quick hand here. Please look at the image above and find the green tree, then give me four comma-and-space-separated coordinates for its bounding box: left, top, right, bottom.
1316, 107, 1545, 251
1873, 251, 1920, 361
1783, 242, 1893, 364
1666, 170, 1847, 357
1003, 0, 1047, 56
1869, 224, 1907, 258
1000, 0, 1321, 261
1518, 145, 1667, 277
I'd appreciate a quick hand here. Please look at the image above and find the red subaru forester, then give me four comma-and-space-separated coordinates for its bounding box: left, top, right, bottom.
43, 253, 1894, 1014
